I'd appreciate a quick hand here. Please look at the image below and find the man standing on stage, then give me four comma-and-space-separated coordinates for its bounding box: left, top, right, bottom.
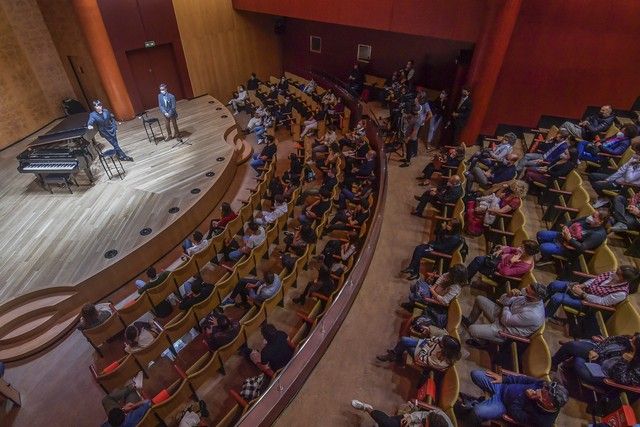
87, 100, 133, 161
158, 83, 182, 142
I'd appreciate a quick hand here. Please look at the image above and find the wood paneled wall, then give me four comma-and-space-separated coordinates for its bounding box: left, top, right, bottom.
36, 0, 108, 112
0, 0, 75, 149
173, 0, 283, 100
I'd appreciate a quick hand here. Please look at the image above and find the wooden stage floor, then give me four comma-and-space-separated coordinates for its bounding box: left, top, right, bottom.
0, 95, 236, 307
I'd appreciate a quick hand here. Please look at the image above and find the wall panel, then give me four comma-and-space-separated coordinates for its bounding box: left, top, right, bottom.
483, 0, 640, 133
281, 19, 473, 91
173, 0, 283, 100
0, 0, 74, 149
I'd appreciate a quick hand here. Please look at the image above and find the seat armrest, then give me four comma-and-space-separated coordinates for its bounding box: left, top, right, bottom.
498, 331, 531, 344
428, 251, 453, 259
572, 271, 597, 280
494, 273, 523, 282
603, 378, 640, 393
583, 300, 616, 312
229, 389, 249, 408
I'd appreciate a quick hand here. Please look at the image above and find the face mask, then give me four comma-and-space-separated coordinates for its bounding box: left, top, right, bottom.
585, 215, 595, 226
440, 93, 446, 99
160, 90, 167, 94
617, 131, 625, 138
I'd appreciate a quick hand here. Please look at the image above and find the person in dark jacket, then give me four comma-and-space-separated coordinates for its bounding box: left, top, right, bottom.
411, 175, 462, 217
246, 72, 260, 91
466, 370, 567, 427
179, 278, 214, 311
465, 154, 518, 194
524, 147, 578, 187
578, 124, 638, 163
402, 219, 464, 280
449, 86, 472, 145
249, 323, 294, 371
204, 309, 240, 351
417, 146, 465, 181
552, 334, 640, 387
561, 105, 616, 141
536, 207, 609, 262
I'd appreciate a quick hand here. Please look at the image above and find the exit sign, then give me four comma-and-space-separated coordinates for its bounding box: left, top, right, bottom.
144, 40, 156, 48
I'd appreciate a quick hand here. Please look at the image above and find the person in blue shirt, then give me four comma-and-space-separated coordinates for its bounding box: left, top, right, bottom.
467, 370, 567, 427
577, 124, 638, 163
87, 100, 133, 161
158, 83, 182, 142
101, 384, 150, 427
465, 153, 518, 194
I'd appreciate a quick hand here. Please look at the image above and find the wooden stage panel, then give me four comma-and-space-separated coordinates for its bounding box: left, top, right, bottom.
0, 95, 236, 307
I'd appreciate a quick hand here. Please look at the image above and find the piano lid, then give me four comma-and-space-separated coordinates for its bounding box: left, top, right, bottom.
29, 113, 93, 147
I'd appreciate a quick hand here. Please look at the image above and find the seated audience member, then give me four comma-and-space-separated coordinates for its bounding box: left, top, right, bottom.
545, 266, 639, 318
227, 221, 266, 262
321, 89, 337, 110
346, 150, 376, 183
204, 308, 241, 351
246, 72, 260, 91
536, 207, 609, 262
182, 230, 208, 257
411, 175, 463, 217
524, 147, 578, 187
248, 323, 294, 371
78, 303, 112, 330
255, 194, 287, 226
302, 78, 317, 94
465, 153, 519, 193
101, 384, 150, 427
351, 399, 453, 427
227, 85, 247, 114
179, 278, 214, 310
326, 200, 369, 233
292, 264, 336, 305
275, 96, 294, 127
465, 370, 567, 427
416, 146, 465, 182
561, 105, 616, 141
256, 112, 274, 144
136, 266, 171, 294
401, 220, 464, 280
324, 235, 358, 272
299, 112, 318, 139
376, 335, 462, 372
465, 180, 526, 236
124, 323, 156, 354
245, 112, 262, 133
462, 283, 547, 346
401, 263, 468, 313
517, 129, 570, 174
466, 240, 539, 282
207, 202, 237, 237
299, 189, 331, 224
588, 139, 640, 197
277, 76, 289, 94
249, 135, 277, 174
611, 191, 640, 231
284, 223, 317, 256
551, 334, 640, 387
221, 272, 281, 309
577, 124, 638, 163
468, 132, 516, 168
312, 125, 338, 157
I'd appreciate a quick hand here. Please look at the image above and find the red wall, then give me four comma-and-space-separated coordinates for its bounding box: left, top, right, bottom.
98, 0, 193, 113
282, 19, 473, 90
483, 0, 640, 133
232, 0, 486, 42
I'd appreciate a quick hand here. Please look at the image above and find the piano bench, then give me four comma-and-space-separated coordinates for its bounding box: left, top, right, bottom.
42, 174, 75, 194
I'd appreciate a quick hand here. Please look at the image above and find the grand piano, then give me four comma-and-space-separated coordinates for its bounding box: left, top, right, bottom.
17, 113, 98, 186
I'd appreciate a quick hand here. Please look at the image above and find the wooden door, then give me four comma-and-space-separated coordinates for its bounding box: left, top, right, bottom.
126, 44, 184, 111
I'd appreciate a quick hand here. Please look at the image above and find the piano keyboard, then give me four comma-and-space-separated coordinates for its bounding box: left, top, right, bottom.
22, 162, 77, 171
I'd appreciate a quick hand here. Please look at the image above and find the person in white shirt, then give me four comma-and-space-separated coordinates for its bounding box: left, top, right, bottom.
300, 112, 318, 139
246, 112, 263, 133
255, 194, 287, 225
302, 79, 317, 94
312, 125, 338, 157
228, 221, 265, 261
228, 85, 248, 114
351, 398, 454, 427
183, 230, 209, 257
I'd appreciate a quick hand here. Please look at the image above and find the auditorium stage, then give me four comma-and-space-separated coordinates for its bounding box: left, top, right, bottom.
0, 95, 237, 359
